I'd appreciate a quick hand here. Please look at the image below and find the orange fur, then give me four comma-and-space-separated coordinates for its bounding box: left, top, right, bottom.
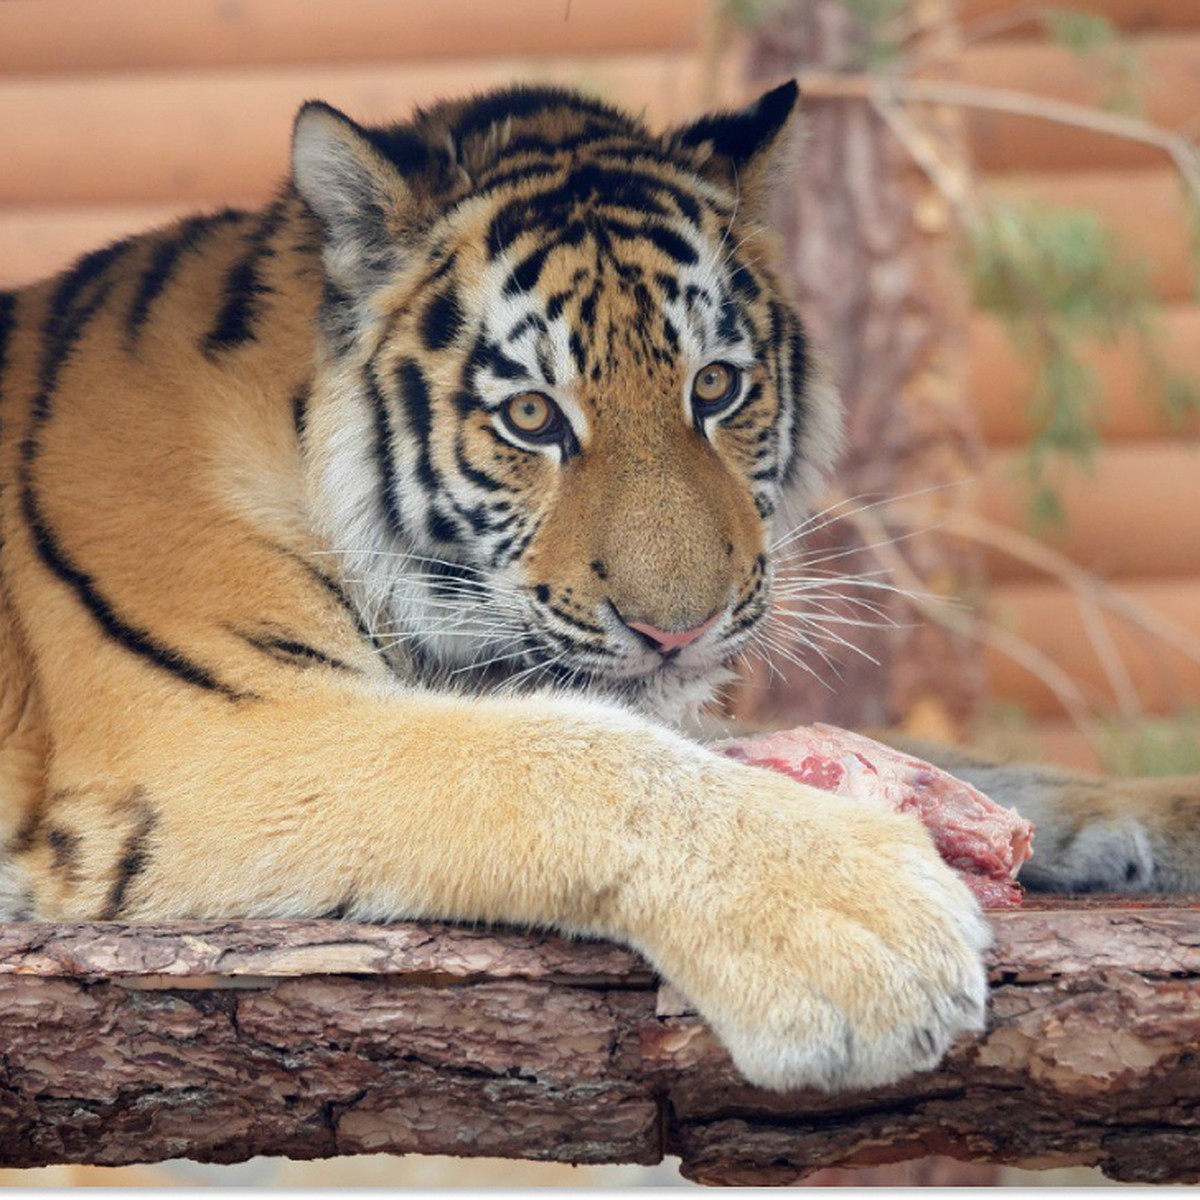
0, 83, 992, 1092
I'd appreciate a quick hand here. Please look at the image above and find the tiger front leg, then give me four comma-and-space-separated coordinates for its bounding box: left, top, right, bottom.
23, 684, 989, 1093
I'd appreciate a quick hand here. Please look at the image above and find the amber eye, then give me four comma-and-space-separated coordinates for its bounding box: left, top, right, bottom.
500, 391, 564, 444
691, 362, 742, 418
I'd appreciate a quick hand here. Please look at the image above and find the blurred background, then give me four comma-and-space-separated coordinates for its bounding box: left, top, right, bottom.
1, 0, 1198, 1187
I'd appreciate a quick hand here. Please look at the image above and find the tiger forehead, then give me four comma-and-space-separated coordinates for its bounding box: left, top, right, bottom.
482, 151, 726, 254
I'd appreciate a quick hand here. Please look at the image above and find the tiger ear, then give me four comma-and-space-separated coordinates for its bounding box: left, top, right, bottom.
668, 80, 803, 217
291, 100, 418, 293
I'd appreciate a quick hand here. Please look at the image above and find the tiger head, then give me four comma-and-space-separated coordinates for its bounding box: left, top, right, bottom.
292, 83, 842, 723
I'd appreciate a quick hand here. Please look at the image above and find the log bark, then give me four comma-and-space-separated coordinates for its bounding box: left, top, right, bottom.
1, 902, 1199, 1184
730, 0, 986, 744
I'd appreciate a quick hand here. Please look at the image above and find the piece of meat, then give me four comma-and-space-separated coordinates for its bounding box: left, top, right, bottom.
716, 724, 1034, 909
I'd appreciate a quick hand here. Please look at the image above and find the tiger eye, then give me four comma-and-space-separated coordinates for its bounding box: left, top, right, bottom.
502, 391, 559, 440
692, 362, 741, 413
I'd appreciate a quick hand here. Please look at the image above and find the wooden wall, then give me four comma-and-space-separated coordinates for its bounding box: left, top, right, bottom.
1, 0, 1197, 769
959, 0, 1200, 768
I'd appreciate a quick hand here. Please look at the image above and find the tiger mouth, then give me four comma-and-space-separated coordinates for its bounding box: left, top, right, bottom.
389, 561, 771, 697
507, 614, 760, 693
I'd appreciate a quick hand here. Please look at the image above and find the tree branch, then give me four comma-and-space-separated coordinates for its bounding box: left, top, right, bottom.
2, 906, 1200, 1184
797, 71, 1200, 209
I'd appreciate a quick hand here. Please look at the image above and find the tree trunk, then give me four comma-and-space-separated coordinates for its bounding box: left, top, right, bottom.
2, 904, 1200, 1184
733, 0, 986, 744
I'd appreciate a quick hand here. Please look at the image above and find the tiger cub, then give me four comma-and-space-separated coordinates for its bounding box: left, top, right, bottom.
2, 80, 1013, 1093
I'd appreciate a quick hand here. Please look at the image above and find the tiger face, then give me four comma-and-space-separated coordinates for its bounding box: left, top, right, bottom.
294, 84, 842, 721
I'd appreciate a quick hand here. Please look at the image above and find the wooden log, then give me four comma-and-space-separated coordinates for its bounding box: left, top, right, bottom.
0, 0, 707, 74
664, 899, 1200, 1185
960, 0, 1200, 33
957, 34, 1200, 173
0, 203, 213, 291
971, 305, 1200, 445
984, 576, 1200, 717
0, 52, 726, 206
980, 443, 1200, 584
970, 717, 1105, 773
0, 906, 1199, 1184
988, 169, 1197, 305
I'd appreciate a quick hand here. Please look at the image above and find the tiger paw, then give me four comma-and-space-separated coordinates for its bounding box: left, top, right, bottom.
633, 769, 992, 1092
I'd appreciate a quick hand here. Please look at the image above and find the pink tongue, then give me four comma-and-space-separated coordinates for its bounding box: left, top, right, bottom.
625, 613, 719, 652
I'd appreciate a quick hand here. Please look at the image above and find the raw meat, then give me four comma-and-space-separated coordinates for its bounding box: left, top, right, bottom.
716, 724, 1034, 909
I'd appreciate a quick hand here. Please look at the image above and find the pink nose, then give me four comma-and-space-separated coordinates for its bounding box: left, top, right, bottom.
624, 613, 720, 653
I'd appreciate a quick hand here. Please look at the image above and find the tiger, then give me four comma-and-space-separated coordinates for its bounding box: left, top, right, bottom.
0, 80, 1190, 1097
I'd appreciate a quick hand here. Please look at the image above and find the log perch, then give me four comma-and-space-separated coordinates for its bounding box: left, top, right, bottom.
1, 900, 1198, 1184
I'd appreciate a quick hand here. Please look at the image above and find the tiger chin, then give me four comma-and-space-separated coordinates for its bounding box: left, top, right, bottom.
0, 77, 1072, 1096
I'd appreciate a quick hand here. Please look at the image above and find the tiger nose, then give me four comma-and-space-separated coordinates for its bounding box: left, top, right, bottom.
621, 612, 720, 654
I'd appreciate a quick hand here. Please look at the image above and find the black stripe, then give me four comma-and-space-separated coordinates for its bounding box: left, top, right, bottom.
451, 387, 485, 418
548, 603, 604, 636
568, 330, 587, 376
469, 160, 559, 199
716, 289, 742, 342
320, 278, 358, 356
728, 604, 767, 637
424, 249, 458, 287
364, 369, 406, 541
469, 337, 527, 382
292, 384, 310, 449
125, 209, 244, 348
426, 507, 460, 543
275, 545, 394, 663
20, 240, 250, 700
545, 286, 577, 323
655, 272, 680, 302
395, 358, 437, 490
504, 242, 555, 295
579, 283, 599, 330
46, 827, 81, 881
506, 312, 548, 342
20, 492, 250, 698
424, 557, 488, 603
586, 157, 705, 223
0, 290, 16, 391
202, 198, 289, 358
780, 308, 809, 487
729, 258, 761, 302
102, 797, 157, 920
0, 292, 14, 526
457, 502, 497, 536
490, 127, 614, 164
452, 86, 630, 143
420, 286, 465, 352
453, 431, 505, 492
237, 628, 359, 673
604, 218, 698, 265
488, 163, 682, 254
9, 790, 45, 856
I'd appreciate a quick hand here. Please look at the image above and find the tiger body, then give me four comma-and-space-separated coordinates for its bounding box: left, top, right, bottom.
0, 82, 1186, 1094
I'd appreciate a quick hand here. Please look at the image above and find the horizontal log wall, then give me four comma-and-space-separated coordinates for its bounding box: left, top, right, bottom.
953, 2, 1200, 768
0, 0, 709, 73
